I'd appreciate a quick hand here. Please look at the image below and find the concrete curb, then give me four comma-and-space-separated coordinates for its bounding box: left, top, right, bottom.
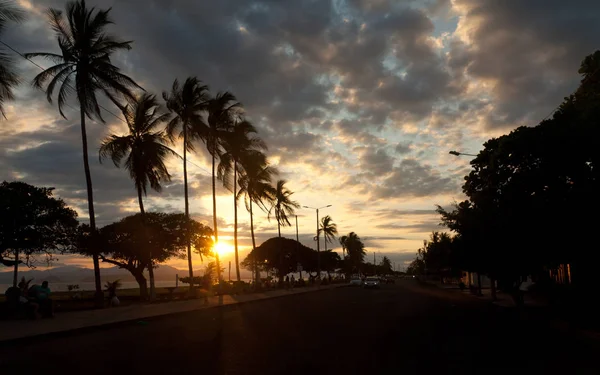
0, 284, 349, 345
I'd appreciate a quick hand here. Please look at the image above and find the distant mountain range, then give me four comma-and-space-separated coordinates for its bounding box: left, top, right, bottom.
0, 264, 204, 284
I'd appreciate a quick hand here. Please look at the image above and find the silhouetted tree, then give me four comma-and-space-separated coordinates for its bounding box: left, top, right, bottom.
343, 232, 366, 275
26, 0, 141, 302
237, 157, 277, 283
218, 119, 266, 281
319, 215, 338, 253
379, 256, 393, 274
99, 93, 176, 298
163, 77, 209, 292
78, 213, 212, 299
268, 180, 300, 237
205, 92, 242, 281
0, 1, 25, 117
0, 181, 78, 286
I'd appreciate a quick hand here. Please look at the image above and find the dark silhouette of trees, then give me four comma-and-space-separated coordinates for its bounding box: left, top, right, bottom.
379, 255, 393, 274
78, 212, 212, 299
437, 51, 600, 294
205, 91, 242, 282
26, 0, 141, 302
218, 119, 267, 281
99, 93, 176, 298
342, 232, 366, 275
319, 215, 338, 253
268, 180, 300, 238
237, 158, 277, 283
0, 181, 78, 286
163, 77, 209, 292
0, 1, 25, 117
242, 237, 316, 282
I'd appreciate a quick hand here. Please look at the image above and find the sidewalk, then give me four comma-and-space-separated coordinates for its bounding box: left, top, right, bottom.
0, 284, 344, 342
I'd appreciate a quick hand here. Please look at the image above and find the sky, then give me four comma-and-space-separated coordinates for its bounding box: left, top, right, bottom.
1, 0, 599, 273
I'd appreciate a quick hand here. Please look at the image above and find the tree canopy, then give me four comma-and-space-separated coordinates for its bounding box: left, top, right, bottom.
0, 181, 78, 268
78, 212, 213, 298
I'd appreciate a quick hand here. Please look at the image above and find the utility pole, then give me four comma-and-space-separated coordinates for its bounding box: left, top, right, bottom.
228, 261, 231, 282
296, 215, 302, 280
374, 252, 376, 275
303, 205, 332, 280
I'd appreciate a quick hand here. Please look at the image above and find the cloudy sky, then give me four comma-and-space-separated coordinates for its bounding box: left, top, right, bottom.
1, 0, 598, 273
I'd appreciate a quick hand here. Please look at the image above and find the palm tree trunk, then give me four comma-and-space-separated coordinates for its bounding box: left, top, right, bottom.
138, 186, 155, 300
278, 221, 281, 238
212, 152, 221, 282
80, 109, 103, 307
250, 199, 258, 285
233, 161, 241, 282
183, 125, 194, 293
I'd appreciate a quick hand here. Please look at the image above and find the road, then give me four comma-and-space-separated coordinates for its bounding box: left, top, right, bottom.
1, 280, 599, 374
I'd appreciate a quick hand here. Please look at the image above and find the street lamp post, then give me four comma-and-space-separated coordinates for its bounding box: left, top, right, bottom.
449, 150, 477, 157
303, 204, 332, 279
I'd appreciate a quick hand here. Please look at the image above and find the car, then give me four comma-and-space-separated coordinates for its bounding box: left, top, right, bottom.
349, 277, 363, 286
363, 277, 380, 288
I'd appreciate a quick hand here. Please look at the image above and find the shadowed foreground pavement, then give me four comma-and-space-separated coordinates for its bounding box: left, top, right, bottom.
1, 280, 598, 374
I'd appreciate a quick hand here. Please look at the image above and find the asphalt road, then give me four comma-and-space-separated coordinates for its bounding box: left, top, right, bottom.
1, 280, 599, 374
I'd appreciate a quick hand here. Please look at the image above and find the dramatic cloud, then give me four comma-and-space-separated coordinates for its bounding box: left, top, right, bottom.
0, 0, 597, 270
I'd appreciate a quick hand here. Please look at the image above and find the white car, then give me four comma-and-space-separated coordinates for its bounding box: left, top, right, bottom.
363, 277, 380, 288
350, 277, 363, 286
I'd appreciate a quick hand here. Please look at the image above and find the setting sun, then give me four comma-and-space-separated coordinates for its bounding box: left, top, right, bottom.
213, 241, 234, 256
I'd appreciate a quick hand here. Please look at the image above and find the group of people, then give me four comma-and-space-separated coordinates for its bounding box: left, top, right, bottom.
5, 279, 54, 319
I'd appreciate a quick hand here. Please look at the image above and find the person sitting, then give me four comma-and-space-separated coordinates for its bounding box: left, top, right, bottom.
30, 281, 54, 317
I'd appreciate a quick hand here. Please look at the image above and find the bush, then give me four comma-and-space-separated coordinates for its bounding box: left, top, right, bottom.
459, 282, 466, 290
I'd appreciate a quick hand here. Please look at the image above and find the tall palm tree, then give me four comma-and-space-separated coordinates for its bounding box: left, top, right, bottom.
237, 157, 277, 283
99, 93, 175, 299
205, 91, 241, 281
319, 215, 338, 252
268, 180, 300, 238
339, 235, 348, 260
26, 0, 141, 302
162, 77, 209, 291
344, 232, 366, 274
218, 120, 266, 281
0, 1, 25, 117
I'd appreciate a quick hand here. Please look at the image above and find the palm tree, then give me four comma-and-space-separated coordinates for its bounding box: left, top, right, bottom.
0, 1, 25, 117
26, 0, 141, 303
237, 157, 277, 283
99, 93, 175, 299
163, 77, 209, 291
205, 91, 241, 281
344, 232, 366, 275
339, 235, 348, 260
268, 180, 300, 238
319, 215, 338, 253
218, 120, 266, 281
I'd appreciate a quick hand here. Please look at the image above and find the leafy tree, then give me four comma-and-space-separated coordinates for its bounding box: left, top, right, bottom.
319, 215, 338, 252
0, 1, 25, 117
242, 237, 315, 283
237, 157, 277, 283
163, 77, 209, 291
26, 0, 141, 301
78, 212, 212, 299
218, 119, 266, 281
99, 93, 176, 298
437, 51, 600, 294
406, 257, 425, 276
268, 180, 300, 237
0, 181, 78, 286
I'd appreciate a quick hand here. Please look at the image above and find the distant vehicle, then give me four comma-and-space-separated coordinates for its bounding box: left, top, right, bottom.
350, 276, 363, 286
363, 277, 380, 289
